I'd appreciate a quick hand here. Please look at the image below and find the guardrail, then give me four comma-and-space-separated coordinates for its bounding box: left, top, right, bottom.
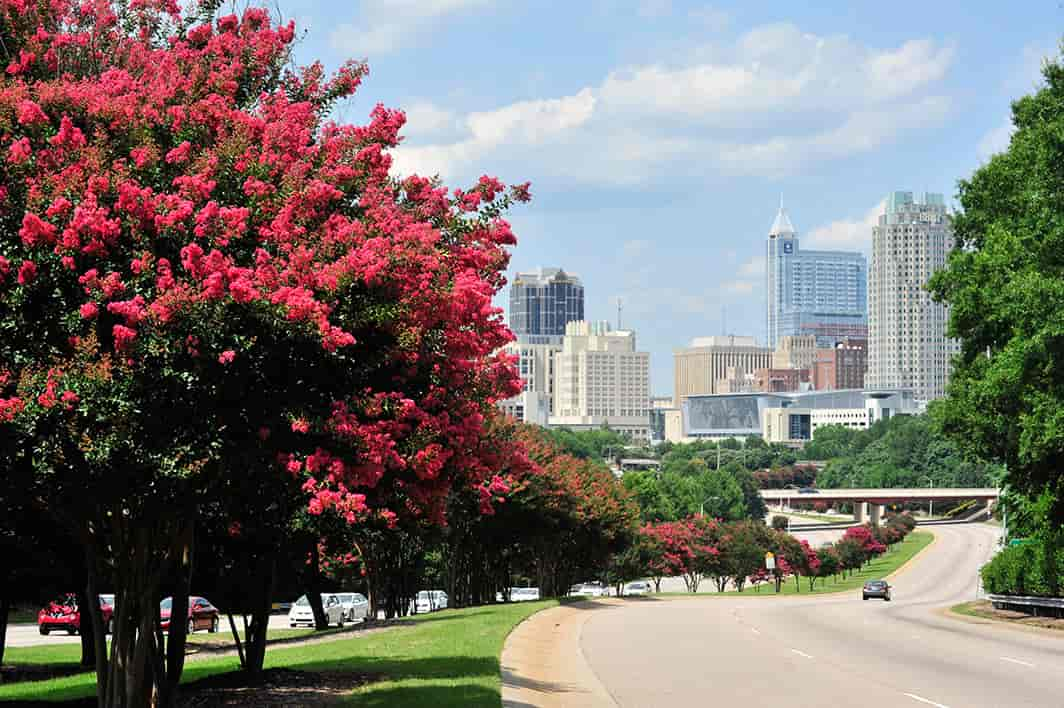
988, 594, 1064, 609
987, 593, 1064, 617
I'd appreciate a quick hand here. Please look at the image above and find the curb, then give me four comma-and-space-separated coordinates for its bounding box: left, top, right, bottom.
885, 529, 938, 582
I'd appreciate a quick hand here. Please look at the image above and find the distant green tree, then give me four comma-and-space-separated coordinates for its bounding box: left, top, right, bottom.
622, 471, 677, 523
723, 462, 768, 521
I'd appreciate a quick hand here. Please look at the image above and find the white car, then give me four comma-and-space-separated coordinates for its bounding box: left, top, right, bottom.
288, 593, 345, 628
510, 587, 541, 602
623, 581, 651, 596
569, 582, 606, 597
337, 592, 369, 622
412, 590, 448, 614
497, 587, 541, 602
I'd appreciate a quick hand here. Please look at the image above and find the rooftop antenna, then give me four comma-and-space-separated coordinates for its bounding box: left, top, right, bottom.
616, 296, 623, 330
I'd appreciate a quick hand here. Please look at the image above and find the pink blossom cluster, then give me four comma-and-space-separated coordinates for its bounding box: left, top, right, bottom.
0, 2, 529, 529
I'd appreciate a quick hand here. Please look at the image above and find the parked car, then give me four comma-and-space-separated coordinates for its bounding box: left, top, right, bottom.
160, 596, 220, 633
623, 581, 651, 596
510, 587, 541, 602
287, 593, 345, 627
863, 580, 892, 601
569, 582, 607, 597
38, 594, 115, 636
412, 590, 449, 614
337, 592, 370, 622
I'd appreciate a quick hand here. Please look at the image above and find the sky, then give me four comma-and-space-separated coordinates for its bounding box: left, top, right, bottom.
275, 0, 1060, 396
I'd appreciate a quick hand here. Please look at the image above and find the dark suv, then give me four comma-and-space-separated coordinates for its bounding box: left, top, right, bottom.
863, 580, 891, 601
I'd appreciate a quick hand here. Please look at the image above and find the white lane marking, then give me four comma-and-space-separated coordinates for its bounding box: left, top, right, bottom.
904, 692, 950, 708
790, 649, 813, 659
1000, 656, 1035, 668
751, 627, 761, 635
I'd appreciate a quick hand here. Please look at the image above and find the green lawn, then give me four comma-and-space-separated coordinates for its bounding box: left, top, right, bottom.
656, 530, 934, 598
1, 601, 556, 706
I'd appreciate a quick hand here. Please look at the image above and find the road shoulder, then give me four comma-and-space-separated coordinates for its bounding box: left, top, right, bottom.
501, 600, 619, 708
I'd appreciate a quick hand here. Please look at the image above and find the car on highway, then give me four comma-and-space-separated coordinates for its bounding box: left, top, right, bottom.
337, 592, 370, 622
797, 487, 819, 494
160, 596, 220, 633
288, 593, 346, 627
863, 580, 892, 601
412, 590, 449, 614
38, 594, 115, 636
623, 581, 651, 596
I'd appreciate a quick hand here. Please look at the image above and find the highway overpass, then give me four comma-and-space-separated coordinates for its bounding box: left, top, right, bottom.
760, 487, 1000, 526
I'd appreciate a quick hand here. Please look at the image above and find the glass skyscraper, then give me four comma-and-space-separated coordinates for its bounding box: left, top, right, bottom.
509, 268, 584, 337
765, 205, 867, 348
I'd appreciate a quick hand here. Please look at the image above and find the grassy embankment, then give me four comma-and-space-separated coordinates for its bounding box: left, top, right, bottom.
659, 530, 934, 597
1, 600, 555, 706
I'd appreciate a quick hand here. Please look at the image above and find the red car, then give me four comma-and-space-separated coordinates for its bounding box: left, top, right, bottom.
38, 594, 115, 636
159, 596, 220, 634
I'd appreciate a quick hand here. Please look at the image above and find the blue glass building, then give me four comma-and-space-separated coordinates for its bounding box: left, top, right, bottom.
765, 204, 867, 348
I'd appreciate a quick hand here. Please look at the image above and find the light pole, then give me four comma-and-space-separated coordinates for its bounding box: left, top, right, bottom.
919, 475, 934, 519
700, 496, 721, 518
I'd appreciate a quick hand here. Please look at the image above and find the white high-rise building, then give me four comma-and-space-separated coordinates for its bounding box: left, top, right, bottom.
496, 334, 562, 425
867, 192, 959, 403
549, 321, 651, 442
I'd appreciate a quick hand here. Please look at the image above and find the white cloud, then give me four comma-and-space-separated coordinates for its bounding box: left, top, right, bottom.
401, 102, 458, 138
391, 22, 955, 182
976, 117, 1014, 161
330, 0, 493, 55
805, 200, 885, 253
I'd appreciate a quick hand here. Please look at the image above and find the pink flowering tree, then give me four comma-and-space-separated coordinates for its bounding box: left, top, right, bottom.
0, 2, 526, 706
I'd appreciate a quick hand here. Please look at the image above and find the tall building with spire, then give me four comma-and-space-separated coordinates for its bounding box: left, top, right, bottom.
765, 200, 868, 350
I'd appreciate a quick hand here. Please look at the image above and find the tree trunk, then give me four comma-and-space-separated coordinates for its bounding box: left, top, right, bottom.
304, 540, 328, 630
244, 555, 276, 674
84, 544, 108, 708
157, 525, 193, 708
0, 596, 9, 667
77, 586, 97, 668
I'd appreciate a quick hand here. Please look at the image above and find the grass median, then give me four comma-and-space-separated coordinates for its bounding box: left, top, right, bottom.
1, 600, 556, 706
657, 530, 934, 598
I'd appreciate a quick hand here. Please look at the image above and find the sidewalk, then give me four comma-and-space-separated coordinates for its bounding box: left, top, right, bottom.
501, 600, 618, 708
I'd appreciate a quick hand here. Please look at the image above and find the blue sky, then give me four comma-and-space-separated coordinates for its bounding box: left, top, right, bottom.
278, 0, 1060, 396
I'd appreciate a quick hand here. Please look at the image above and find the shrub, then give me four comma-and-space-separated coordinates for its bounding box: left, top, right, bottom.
771, 515, 790, 531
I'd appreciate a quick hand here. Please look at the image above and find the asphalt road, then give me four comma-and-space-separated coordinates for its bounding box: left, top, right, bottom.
5, 613, 320, 648
581, 523, 1064, 708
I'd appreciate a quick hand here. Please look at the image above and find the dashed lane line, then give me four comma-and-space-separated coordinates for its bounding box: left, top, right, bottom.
1000, 656, 1035, 668
904, 692, 950, 708
790, 649, 813, 659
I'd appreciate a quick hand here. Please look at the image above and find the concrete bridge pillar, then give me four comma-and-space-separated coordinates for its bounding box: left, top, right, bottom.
853, 502, 867, 524
870, 504, 885, 528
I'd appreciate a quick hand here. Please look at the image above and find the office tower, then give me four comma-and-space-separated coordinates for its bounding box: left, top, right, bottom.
866, 192, 958, 402
508, 267, 584, 337
550, 321, 651, 442
672, 335, 772, 407
765, 203, 867, 348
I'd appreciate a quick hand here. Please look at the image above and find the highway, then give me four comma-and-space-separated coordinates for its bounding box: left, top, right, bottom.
579, 523, 1064, 707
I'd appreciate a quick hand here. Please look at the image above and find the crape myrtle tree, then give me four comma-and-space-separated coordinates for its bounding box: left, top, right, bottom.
927, 47, 1064, 526
0, 2, 527, 706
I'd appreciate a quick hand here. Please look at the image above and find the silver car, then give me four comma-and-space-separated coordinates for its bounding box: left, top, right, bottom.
337, 592, 369, 622
287, 594, 345, 627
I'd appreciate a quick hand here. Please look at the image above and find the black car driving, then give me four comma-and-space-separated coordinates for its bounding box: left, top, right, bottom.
863, 580, 891, 601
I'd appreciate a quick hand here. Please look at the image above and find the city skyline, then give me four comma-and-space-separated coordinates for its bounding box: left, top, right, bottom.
266, 1, 1058, 397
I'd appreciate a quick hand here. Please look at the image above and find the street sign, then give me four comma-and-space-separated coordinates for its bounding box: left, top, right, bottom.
765, 552, 776, 570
